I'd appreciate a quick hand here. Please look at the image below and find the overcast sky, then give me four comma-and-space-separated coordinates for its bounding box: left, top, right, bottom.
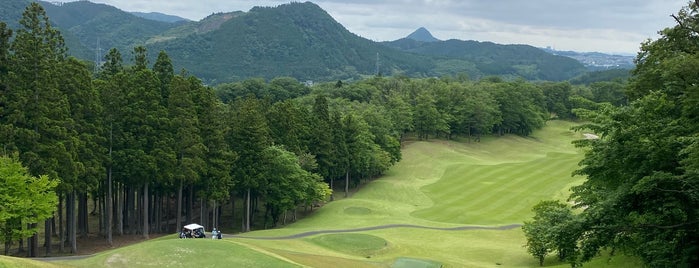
75, 0, 687, 54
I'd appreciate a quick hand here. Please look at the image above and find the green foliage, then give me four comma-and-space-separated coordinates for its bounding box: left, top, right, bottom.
568, 68, 631, 85
522, 201, 578, 266
260, 145, 331, 226
228, 97, 271, 190
486, 80, 547, 136
0, 154, 59, 247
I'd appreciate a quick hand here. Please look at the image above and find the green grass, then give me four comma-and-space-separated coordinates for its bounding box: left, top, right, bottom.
57, 235, 302, 268
0, 255, 70, 268
33, 120, 636, 267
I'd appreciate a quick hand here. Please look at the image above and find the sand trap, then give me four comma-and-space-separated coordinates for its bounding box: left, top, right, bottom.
583, 133, 599, 139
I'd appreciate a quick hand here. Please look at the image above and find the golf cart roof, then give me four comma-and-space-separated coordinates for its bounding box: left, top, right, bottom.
183, 223, 204, 230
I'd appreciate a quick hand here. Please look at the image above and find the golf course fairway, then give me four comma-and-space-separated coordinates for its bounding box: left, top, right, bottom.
51, 120, 641, 267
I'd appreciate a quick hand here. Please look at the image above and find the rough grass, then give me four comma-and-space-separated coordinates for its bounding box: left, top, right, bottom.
0, 255, 70, 268
56, 235, 302, 268
44, 120, 634, 267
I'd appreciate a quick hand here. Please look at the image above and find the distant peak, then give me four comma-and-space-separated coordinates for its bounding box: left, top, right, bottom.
406, 27, 440, 42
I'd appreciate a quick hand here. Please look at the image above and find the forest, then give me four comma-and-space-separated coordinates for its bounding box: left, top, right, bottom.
4, 1, 698, 267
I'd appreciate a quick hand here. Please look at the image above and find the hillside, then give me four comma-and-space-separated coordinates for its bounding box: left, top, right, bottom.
40, 1, 184, 60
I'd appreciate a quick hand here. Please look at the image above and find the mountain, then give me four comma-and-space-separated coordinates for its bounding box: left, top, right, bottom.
130, 11, 190, 23
406, 27, 440, 42
145, 2, 436, 83
1, 1, 587, 83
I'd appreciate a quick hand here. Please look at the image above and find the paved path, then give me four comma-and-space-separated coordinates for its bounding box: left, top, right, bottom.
230, 223, 523, 240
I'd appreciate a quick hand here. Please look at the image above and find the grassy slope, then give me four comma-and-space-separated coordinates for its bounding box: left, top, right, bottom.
48, 120, 639, 267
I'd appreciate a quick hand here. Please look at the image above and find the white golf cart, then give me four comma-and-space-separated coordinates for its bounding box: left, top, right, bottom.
180, 223, 206, 238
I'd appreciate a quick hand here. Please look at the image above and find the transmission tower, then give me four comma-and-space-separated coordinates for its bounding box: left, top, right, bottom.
375, 52, 380, 76
94, 39, 102, 74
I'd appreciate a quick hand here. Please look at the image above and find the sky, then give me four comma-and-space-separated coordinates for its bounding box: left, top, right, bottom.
74, 0, 688, 55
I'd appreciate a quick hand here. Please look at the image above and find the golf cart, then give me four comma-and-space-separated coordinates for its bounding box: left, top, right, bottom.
180, 223, 206, 238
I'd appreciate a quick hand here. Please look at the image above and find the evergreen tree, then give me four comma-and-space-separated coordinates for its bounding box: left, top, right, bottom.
153, 50, 174, 104
7, 2, 76, 256
227, 97, 271, 232
189, 76, 235, 229
0, 22, 12, 148
99, 48, 123, 79
168, 75, 205, 233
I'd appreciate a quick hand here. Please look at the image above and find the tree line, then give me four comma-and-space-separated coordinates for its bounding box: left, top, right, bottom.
1, 3, 626, 257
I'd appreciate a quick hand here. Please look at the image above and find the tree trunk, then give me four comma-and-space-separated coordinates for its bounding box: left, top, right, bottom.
27, 223, 37, 257
231, 194, 237, 231
143, 183, 149, 239
176, 180, 183, 233
200, 198, 206, 229
125, 187, 132, 234
117, 183, 123, 235
44, 218, 52, 256
245, 188, 251, 232
106, 165, 112, 246
211, 200, 217, 230
164, 193, 170, 233
186, 185, 193, 224
69, 192, 77, 254
78, 192, 88, 238
345, 170, 350, 198
58, 195, 64, 253
329, 178, 334, 201
154, 193, 160, 233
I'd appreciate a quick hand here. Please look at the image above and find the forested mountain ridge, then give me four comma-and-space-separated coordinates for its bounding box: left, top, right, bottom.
0, 1, 586, 84
384, 32, 587, 81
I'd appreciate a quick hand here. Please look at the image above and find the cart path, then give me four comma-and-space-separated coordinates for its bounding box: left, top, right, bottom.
229, 223, 523, 240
